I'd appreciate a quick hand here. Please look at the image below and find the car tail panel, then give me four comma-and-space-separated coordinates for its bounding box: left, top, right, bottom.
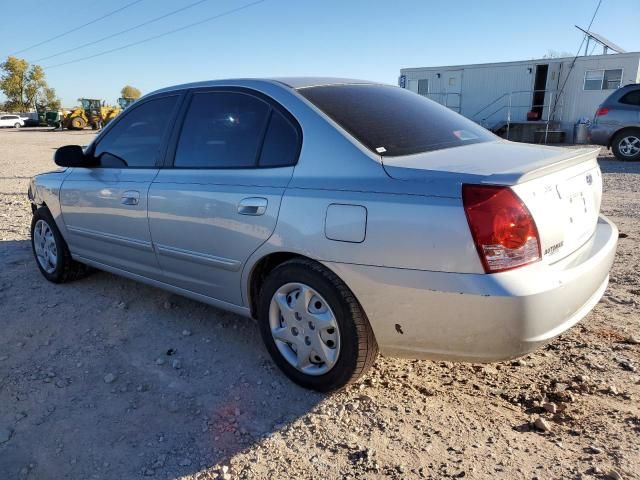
511, 153, 602, 264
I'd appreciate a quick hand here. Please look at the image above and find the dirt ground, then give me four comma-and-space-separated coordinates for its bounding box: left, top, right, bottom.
0, 127, 638, 480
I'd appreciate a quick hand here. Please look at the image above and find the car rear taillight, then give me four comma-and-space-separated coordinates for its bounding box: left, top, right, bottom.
462, 185, 541, 273
595, 107, 609, 117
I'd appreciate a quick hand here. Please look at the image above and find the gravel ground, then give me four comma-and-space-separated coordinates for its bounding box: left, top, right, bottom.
0, 128, 638, 480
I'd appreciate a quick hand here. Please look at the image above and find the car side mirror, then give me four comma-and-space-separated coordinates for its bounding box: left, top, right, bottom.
54, 145, 90, 167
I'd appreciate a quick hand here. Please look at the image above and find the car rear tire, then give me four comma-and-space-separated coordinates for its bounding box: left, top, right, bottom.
31, 208, 92, 283
612, 129, 640, 161
257, 258, 378, 392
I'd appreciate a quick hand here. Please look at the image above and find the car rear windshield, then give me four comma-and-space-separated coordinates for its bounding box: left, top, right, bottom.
298, 84, 495, 157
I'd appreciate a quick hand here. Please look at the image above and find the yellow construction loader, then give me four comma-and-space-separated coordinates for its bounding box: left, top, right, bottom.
117, 97, 136, 110
63, 98, 121, 130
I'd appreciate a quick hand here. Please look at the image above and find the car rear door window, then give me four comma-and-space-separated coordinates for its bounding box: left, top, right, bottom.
174, 92, 272, 168
258, 109, 301, 167
299, 84, 495, 157
94, 95, 178, 168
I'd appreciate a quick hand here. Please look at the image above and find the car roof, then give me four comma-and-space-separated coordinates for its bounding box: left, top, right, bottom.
151, 77, 381, 96
270, 77, 380, 89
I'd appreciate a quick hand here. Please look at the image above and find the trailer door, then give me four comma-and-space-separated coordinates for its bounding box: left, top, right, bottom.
442, 70, 462, 112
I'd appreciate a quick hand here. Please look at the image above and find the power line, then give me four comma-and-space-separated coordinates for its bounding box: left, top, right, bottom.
549, 0, 603, 119
32, 0, 212, 63
43, 0, 266, 69
583, 0, 603, 49
9, 0, 145, 56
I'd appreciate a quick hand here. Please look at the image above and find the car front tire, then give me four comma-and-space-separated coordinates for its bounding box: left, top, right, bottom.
612, 129, 640, 161
14, 122, 21, 129
31, 208, 91, 283
258, 258, 378, 392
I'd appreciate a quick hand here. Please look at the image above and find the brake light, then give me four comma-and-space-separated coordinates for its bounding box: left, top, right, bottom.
462, 185, 541, 273
595, 107, 609, 117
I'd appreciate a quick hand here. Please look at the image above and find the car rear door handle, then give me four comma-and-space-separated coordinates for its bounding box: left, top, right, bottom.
121, 190, 140, 206
237, 197, 267, 216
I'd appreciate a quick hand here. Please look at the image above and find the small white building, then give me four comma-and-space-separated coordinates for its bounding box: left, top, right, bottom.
400, 52, 640, 142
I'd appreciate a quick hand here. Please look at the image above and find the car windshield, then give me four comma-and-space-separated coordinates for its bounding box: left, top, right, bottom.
298, 83, 495, 157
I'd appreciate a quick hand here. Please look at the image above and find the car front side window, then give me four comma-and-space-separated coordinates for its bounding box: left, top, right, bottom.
93, 95, 178, 168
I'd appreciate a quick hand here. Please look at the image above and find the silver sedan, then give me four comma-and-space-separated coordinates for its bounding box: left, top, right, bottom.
28, 78, 618, 391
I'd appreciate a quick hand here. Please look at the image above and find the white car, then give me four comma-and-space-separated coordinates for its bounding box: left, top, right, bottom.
0, 115, 24, 128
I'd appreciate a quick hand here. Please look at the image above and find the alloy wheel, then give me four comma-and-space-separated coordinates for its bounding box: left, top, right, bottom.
618, 135, 640, 157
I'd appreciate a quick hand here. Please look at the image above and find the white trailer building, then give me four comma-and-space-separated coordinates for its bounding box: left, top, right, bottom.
399, 51, 640, 142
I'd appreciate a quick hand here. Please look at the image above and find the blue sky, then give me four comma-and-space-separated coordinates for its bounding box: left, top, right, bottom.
1, 0, 639, 106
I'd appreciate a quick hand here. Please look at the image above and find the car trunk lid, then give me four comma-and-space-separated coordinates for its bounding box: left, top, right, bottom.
382, 140, 602, 263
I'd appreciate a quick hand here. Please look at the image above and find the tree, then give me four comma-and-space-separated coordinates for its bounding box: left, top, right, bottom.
0, 56, 60, 111
24, 65, 47, 108
0, 56, 29, 111
542, 49, 574, 59
37, 87, 62, 111
120, 85, 141, 99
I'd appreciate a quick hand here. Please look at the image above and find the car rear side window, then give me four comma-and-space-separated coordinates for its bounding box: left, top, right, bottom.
94, 95, 178, 168
258, 109, 301, 167
175, 92, 272, 168
620, 90, 640, 106
298, 84, 495, 157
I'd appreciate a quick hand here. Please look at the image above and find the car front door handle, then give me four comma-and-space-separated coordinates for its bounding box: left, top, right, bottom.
237, 197, 267, 216
121, 190, 140, 206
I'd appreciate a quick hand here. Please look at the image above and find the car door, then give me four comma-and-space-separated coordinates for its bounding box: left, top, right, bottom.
148, 88, 301, 305
59, 93, 182, 278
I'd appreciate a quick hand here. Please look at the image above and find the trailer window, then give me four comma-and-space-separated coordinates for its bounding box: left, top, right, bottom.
299, 84, 494, 157
584, 69, 622, 90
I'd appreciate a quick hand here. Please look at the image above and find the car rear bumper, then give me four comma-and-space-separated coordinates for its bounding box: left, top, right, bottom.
588, 124, 615, 146
324, 215, 618, 362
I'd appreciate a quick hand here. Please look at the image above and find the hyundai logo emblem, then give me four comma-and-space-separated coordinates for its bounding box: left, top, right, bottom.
586, 174, 593, 185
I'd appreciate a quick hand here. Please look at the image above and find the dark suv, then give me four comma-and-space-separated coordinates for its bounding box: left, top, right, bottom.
589, 84, 640, 161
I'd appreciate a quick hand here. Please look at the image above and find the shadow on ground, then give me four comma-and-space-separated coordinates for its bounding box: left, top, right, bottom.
0, 240, 324, 479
